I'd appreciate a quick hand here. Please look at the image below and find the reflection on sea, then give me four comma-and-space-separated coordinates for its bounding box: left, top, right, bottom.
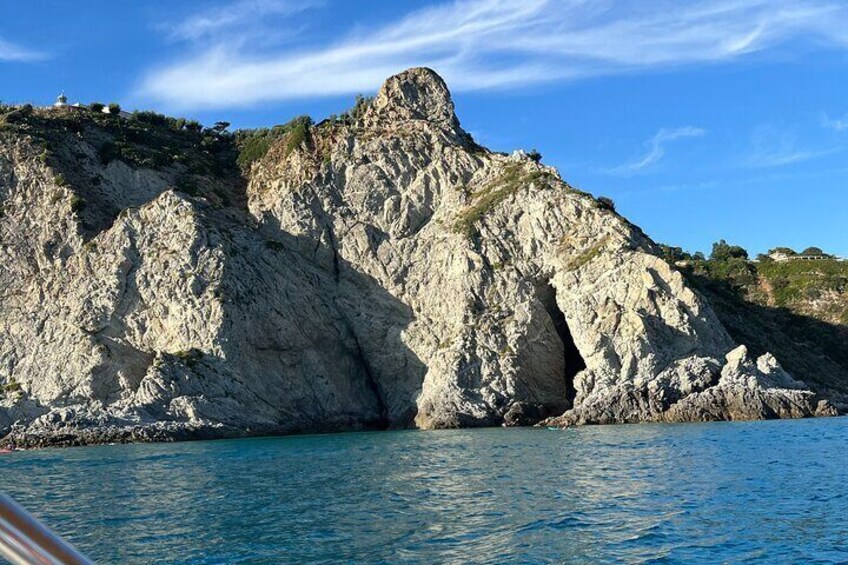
2, 418, 847, 563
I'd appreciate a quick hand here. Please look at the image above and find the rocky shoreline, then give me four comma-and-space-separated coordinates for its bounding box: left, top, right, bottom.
4, 345, 837, 450
1, 420, 393, 450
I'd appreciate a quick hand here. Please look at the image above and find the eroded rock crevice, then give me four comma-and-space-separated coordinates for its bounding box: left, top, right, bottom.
536, 282, 585, 407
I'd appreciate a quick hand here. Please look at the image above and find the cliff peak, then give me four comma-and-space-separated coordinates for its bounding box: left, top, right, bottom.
365, 67, 459, 128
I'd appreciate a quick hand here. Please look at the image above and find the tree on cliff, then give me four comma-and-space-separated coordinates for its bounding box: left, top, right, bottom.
768, 247, 797, 257
710, 240, 748, 261
801, 246, 829, 257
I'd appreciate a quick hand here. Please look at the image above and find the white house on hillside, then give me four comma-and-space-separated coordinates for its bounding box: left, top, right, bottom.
769, 252, 840, 262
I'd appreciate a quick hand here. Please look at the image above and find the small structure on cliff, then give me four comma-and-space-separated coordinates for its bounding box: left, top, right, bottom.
51, 92, 87, 113
770, 252, 837, 262
52, 92, 68, 108
48, 93, 131, 119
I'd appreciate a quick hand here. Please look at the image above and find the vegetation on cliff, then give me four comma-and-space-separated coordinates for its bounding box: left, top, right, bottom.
234, 115, 313, 171
662, 242, 848, 402
0, 104, 238, 176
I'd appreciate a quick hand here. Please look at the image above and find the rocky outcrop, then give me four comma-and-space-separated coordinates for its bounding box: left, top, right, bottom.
0, 68, 836, 447
660, 346, 838, 422
0, 134, 383, 447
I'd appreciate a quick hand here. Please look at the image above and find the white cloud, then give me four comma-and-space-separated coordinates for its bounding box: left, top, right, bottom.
822, 113, 848, 131
607, 127, 706, 175
138, 0, 848, 110
745, 124, 840, 167
747, 148, 837, 167
164, 0, 320, 42
0, 37, 45, 62
743, 124, 842, 168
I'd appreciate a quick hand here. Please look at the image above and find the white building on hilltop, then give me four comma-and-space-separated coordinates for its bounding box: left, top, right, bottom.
52, 92, 84, 112
49, 92, 131, 118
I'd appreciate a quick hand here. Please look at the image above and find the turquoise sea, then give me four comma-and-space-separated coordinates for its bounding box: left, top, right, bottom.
2, 418, 847, 564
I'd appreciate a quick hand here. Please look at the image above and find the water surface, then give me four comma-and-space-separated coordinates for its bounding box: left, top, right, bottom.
2, 418, 847, 564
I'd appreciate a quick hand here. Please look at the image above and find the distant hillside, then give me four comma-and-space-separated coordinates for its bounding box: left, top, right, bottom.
670, 245, 848, 408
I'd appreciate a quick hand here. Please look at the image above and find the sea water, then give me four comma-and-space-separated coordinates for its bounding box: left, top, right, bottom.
1, 417, 846, 564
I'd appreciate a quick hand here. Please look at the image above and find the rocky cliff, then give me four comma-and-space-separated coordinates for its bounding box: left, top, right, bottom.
0, 68, 836, 447
680, 255, 848, 411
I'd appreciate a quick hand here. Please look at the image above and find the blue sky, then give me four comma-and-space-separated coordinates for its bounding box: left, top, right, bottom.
2, 0, 848, 257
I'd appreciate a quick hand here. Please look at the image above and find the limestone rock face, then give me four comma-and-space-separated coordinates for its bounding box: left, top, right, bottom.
660, 346, 838, 422
0, 68, 835, 446
0, 141, 382, 446
364, 67, 459, 127
246, 67, 833, 430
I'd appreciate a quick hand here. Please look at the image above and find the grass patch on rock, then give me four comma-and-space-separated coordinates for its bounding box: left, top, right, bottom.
565, 236, 609, 271
454, 164, 555, 238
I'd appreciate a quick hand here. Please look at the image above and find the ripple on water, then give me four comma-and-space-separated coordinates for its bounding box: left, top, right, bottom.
0, 419, 846, 563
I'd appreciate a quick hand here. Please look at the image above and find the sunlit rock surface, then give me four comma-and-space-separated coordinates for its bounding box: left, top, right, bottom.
0, 68, 834, 446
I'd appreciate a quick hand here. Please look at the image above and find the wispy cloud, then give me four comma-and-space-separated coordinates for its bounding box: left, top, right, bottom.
0, 36, 46, 62
617, 179, 720, 196
745, 124, 841, 167
606, 127, 706, 175
822, 112, 848, 132
747, 147, 839, 167
163, 0, 320, 42
138, 0, 848, 110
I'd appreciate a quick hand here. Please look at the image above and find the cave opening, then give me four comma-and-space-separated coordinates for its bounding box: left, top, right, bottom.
537, 283, 586, 406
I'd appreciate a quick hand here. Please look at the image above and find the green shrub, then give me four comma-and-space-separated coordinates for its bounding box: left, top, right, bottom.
526, 170, 554, 185
768, 247, 796, 257
107, 103, 121, 114
659, 244, 691, 264
757, 259, 848, 306
235, 129, 280, 170
5, 104, 33, 123
235, 115, 313, 171
89, 102, 105, 112
710, 239, 748, 261
346, 94, 373, 122
801, 246, 828, 257
48, 190, 63, 204
597, 196, 616, 212
69, 194, 85, 213
284, 120, 310, 156
3, 378, 22, 394
131, 110, 170, 126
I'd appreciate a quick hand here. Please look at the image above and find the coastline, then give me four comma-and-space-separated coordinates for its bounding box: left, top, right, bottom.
3, 411, 841, 451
